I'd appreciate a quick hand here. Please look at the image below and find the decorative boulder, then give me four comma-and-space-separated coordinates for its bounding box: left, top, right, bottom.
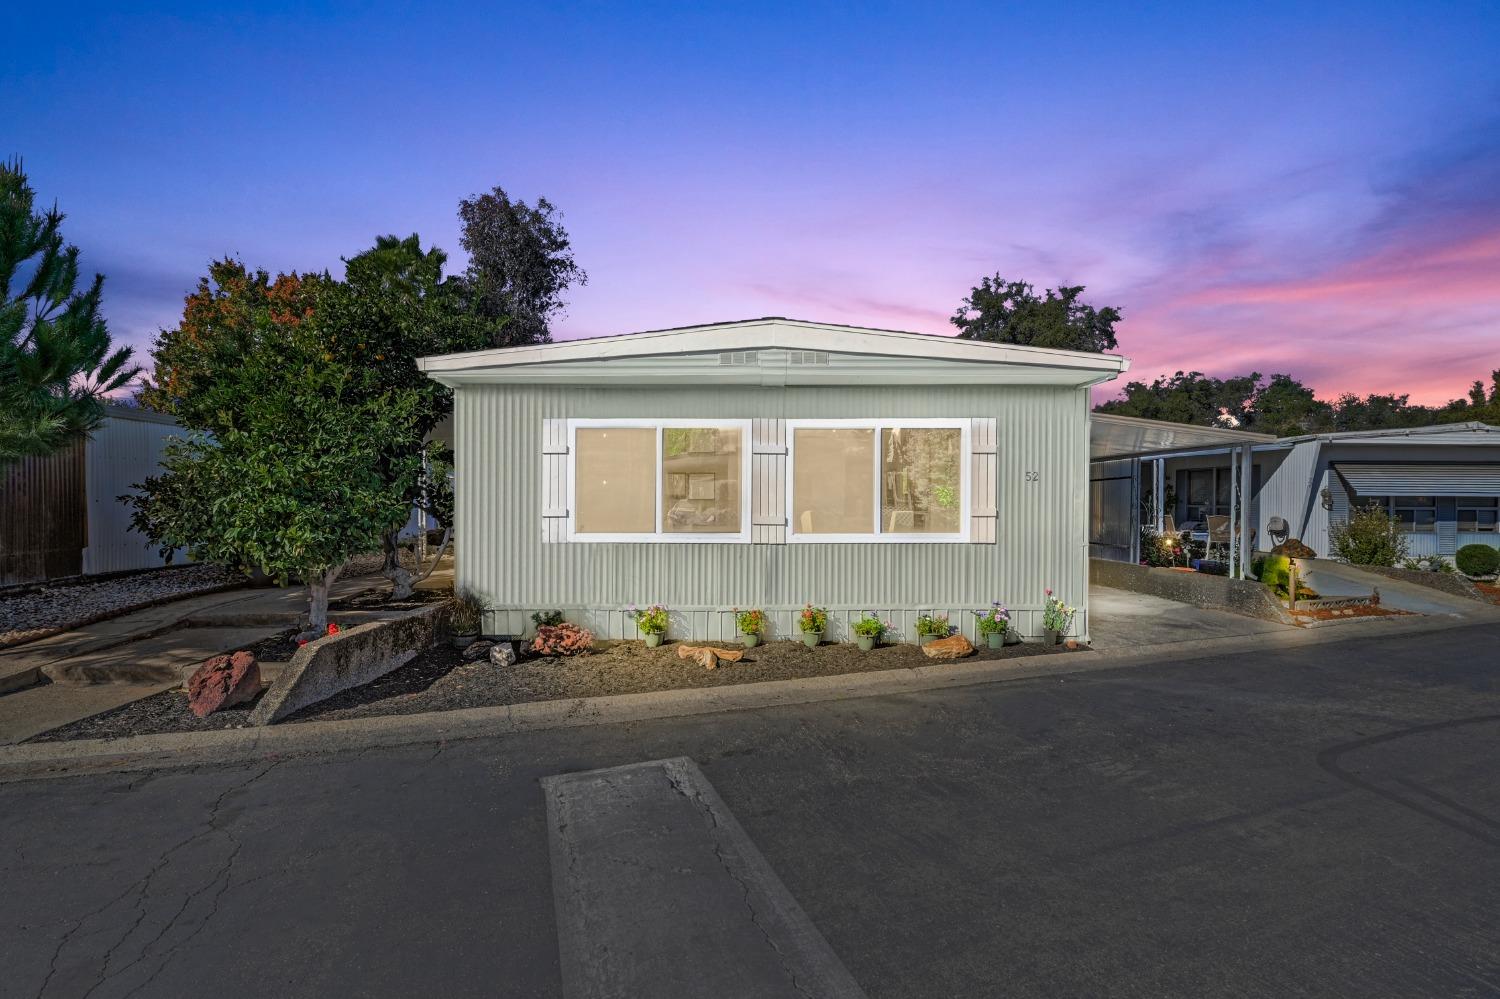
463, 639, 495, 661
921, 635, 975, 660
532, 623, 593, 656
186, 651, 262, 718
676, 644, 746, 670
489, 642, 518, 667
1271, 538, 1317, 559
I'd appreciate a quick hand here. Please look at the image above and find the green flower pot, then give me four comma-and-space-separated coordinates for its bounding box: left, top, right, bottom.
742, 633, 761, 648
917, 633, 937, 647
801, 631, 821, 648
986, 632, 1005, 650
1044, 629, 1061, 646
856, 635, 876, 652
644, 632, 663, 648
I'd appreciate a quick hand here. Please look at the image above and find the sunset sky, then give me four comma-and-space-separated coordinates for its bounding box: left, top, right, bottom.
4, 2, 1498, 403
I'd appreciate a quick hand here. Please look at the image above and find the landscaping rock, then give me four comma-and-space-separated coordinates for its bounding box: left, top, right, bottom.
676, 644, 746, 670
1271, 539, 1318, 559
921, 635, 975, 660
464, 640, 495, 661
489, 642, 518, 667
186, 651, 262, 718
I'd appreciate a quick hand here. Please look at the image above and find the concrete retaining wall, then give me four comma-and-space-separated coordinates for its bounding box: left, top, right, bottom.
1355, 565, 1486, 602
1090, 559, 1295, 625
250, 603, 447, 725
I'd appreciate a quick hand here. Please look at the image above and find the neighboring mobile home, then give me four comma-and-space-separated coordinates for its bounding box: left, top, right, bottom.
1089, 421, 1500, 564
418, 318, 1130, 643
0, 405, 188, 585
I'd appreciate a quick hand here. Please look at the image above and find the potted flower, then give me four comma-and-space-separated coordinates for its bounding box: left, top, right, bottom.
448, 590, 484, 649
628, 603, 669, 647
1041, 589, 1074, 645
797, 604, 827, 647
914, 612, 951, 646
734, 607, 766, 648
850, 612, 888, 652
970, 603, 1010, 649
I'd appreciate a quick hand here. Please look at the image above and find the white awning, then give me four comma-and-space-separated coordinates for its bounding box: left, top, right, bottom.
1333, 463, 1500, 495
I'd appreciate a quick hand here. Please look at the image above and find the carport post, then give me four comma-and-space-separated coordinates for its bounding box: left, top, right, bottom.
1153, 459, 1165, 532
1239, 444, 1254, 577
1228, 448, 1239, 579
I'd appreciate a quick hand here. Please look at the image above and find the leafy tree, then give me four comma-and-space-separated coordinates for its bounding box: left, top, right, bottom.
1096, 370, 1261, 427
128, 299, 419, 634
136, 259, 323, 428
317, 234, 503, 596
457, 187, 587, 344
1436, 369, 1500, 425
1244, 374, 1332, 437
1328, 392, 1436, 432
1, 159, 138, 464
952, 277, 1120, 353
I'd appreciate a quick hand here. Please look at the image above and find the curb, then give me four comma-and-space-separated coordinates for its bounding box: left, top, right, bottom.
0, 610, 1487, 783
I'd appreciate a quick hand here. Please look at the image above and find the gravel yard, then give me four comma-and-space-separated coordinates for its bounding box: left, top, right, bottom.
0, 564, 245, 648
28, 636, 1079, 741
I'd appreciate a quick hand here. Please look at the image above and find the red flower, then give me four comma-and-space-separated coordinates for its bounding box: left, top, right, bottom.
327, 622, 340, 635
296, 638, 309, 647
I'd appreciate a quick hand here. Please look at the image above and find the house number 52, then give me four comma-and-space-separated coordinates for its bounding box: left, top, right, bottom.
1025, 471, 1040, 483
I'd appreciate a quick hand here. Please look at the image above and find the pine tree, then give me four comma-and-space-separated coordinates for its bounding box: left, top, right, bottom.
0, 159, 139, 464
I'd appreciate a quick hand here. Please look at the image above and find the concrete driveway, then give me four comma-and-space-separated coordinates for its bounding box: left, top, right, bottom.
1296, 559, 1497, 617
5, 621, 1499, 998
1089, 584, 1288, 650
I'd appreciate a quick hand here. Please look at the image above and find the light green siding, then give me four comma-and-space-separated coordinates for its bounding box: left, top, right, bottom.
454, 383, 1091, 642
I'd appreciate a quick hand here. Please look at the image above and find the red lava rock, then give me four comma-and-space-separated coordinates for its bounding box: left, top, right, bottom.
186, 651, 262, 718
921, 634, 975, 660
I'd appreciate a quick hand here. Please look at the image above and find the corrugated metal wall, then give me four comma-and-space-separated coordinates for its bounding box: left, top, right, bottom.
82, 410, 189, 574
0, 443, 87, 585
455, 383, 1092, 641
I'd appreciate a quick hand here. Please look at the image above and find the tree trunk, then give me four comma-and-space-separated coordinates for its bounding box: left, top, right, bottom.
301, 563, 344, 641
414, 526, 453, 584
381, 528, 414, 600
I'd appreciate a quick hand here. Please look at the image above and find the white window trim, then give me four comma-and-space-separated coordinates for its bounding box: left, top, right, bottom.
785, 418, 971, 544
565, 418, 753, 543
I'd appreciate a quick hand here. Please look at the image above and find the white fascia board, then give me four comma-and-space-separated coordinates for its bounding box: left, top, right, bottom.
416, 318, 1132, 379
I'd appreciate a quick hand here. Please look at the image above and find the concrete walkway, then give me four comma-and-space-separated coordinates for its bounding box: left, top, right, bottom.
0, 572, 399, 745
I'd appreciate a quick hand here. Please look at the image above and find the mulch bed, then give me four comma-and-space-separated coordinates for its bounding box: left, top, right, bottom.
1291, 605, 1409, 622
26, 637, 1079, 742
1476, 582, 1500, 606
283, 638, 1079, 725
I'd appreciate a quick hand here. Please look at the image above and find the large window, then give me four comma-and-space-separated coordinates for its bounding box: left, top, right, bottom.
570, 420, 749, 541
1458, 496, 1499, 533
1360, 495, 1437, 533
789, 420, 967, 541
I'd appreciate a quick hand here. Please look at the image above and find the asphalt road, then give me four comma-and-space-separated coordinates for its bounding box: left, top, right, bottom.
4, 622, 1499, 998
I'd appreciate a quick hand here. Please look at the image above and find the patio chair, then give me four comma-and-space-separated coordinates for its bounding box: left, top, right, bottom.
1206, 515, 1230, 562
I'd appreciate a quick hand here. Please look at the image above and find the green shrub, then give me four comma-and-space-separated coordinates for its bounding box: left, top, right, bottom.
530, 609, 564, 628
1140, 526, 1176, 567
1455, 543, 1500, 577
1329, 503, 1409, 566
1258, 555, 1291, 593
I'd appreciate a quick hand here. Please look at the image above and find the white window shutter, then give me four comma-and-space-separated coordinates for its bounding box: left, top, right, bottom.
751, 418, 787, 544
970, 417, 997, 544
542, 419, 569, 543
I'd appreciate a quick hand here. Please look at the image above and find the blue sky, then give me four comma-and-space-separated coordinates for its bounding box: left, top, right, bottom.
4, 1, 1499, 401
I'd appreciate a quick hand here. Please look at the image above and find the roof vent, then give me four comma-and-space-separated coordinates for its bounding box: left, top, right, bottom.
787, 350, 829, 365
718, 351, 758, 366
